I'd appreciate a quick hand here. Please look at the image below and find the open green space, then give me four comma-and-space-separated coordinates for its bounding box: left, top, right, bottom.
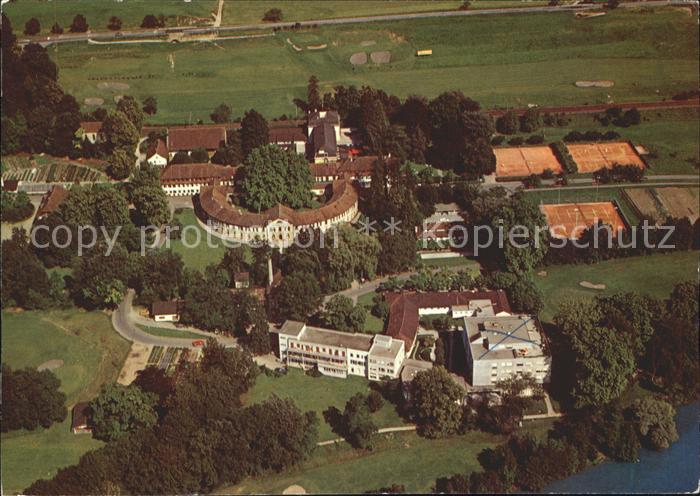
51, 8, 699, 123
357, 291, 385, 333
524, 185, 642, 226
421, 256, 482, 271
136, 323, 208, 340
533, 251, 699, 322
3, 0, 217, 34
224, 417, 554, 493
245, 368, 406, 441
165, 208, 227, 272
1, 309, 131, 494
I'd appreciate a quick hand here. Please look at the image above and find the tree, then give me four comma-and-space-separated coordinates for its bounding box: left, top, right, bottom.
212, 129, 243, 166
272, 273, 321, 321
241, 144, 312, 211
116, 95, 145, 131
24, 17, 40, 35
520, 108, 542, 133
141, 14, 163, 29
1, 191, 35, 223
307, 75, 321, 111
142, 96, 158, 115
106, 147, 134, 180
133, 366, 175, 404
554, 300, 635, 407
343, 393, 378, 449
263, 8, 283, 21
322, 295, 366, 332
51, 22, 63, 34
170, 151, 192, 164
134, 250, 183, 305
210, 103, 232, 123
89, 384, 158, 442
240, 109, 269, 157
101, 110, 139, 153
508, 277, 544, 314
1, 365, 67, 432
72, 242, 135, 308
667, 281, 699, 326
190, 147, 209, 163
411, 366, 464, 437
1, 229, 54, 309
496, 110, 519, 135
247, 312, 272, 355
366, 390, 384, 413
631, 398, 678, 450
107, 16, 122, 31
69, 14, 89, 33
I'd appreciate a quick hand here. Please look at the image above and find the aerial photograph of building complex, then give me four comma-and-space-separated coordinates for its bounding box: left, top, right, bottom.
0, 0, 698, 494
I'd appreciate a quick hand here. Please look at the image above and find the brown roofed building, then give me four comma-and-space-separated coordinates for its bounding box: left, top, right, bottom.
151, 300, 183, 322
384, 290, 511, 351
160, 163, 236, 196
146, 139, 169, 167
269, 126, 307, 155
35, 185, 69, 219
80, 121, 103, 144
167, 126, 227, 156
71, 402, 92, 434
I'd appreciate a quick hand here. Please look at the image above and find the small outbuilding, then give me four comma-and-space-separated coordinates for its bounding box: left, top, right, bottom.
151, 300, 182, 322
71, 402, 92, 434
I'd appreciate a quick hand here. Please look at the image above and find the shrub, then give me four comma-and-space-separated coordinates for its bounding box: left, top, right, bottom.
508, 136, 524, 146
263, 8, 283, 21
50, 22, 63, 34
551, 141, 577, 174
366, 391, 384, 413
491, 135, 505, 146
24, 17, 40, 35
526, 134, 544, 145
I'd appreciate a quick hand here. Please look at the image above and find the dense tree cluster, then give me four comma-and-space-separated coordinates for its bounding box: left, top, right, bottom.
1, 364, 67, 432
0, 191, 35, 223
89, 384, 158, 442
321, 295, 366, 332
26, 343, 318, 495
2, 15, 81, 156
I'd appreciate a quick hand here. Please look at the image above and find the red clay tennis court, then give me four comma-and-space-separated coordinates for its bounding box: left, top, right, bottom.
566, 142, 646, 173
540, 202, 626, 239
495, 146, 563, 178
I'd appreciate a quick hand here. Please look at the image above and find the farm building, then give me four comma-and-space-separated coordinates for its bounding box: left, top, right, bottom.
151, 300, 183, 322
35, 185, 69, 220
166, 126, 227, 158
146, 139, 169, 167
159, 163, 235, 196
71, 402, 92, 434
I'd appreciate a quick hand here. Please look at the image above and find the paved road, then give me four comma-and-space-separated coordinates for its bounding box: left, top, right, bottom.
21, 1, 697, 47
112, 289, 238, 348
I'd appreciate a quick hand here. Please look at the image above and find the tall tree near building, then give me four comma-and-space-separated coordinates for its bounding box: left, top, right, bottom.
240, 109, 269, 158
210, 103, 232, 123
101, 110, 139, 153
116, 95, 144, 130
342, 393, 378, 449
411, 366, 464, 438
89, 384, 158, 442
307, 75, 322, 111
271, 272, 322, 321
106, 147, 134, 180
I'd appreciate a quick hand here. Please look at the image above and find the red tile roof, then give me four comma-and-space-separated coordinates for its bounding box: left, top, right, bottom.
384, 290, 511, 349
199, 179, 358, 228
36, 185, 69, 218
167, 126, 226, 151
146, 139, 168, 159
269, 126, 306, 144
80, 121, 102, 134
160, 163, 236, 185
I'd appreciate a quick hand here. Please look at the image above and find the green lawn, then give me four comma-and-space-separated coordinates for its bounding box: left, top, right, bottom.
1, 309, 131, 494
165, 208, 226, 271
421, 256, 482, 272
534, 251, 699, 322
51, 8, 699, 123
136, 323, 209, 340
357, 291, 385, 333
524, 185, 642, 226
3, 0, 217, 34
245, 368, 407, 441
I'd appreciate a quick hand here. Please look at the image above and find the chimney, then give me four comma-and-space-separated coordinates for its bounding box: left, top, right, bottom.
268, 257, 274, 287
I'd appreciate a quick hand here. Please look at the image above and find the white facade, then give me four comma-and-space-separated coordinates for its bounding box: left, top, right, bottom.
277, 321, 405, 380
154, 313, 179, 322
162, 182, 211, 197
147, 153, 168, 167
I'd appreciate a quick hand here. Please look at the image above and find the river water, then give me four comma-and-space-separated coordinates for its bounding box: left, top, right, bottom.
545, 402, 699, 493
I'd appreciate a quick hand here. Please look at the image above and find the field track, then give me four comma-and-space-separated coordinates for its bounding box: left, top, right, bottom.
487, 98, 700, 116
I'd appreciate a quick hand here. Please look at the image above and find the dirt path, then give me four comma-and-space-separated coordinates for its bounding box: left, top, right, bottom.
213, 0, 225, 28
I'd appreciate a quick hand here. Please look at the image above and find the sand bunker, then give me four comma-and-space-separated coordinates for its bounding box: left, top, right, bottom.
361, 40, 376, 47
38, 359, 64, 371
575, 80, 614, 88
113, 95, 124, 103
97, 81, 130, 91
283, 486, 306, 495
580, 281, 606, 290
307, 44, 327, 50
370, 51, 391, 64
84, 97, 104, 106
350, 52, 368, 65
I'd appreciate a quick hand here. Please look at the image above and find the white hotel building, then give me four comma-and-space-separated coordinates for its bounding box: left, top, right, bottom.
276, 321, 405, 381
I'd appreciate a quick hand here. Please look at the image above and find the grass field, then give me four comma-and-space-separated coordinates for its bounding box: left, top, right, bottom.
50, 8, 699, 123
245, 368, 407, 441
136, 323, 209, 340
357, 291, 385, 333
524, 185, 642, 226
534, 251, 699, 322
165, 208, 226, 271
421, 256, 482, 271
1, 309, 131, 494
3, 0, 218, 34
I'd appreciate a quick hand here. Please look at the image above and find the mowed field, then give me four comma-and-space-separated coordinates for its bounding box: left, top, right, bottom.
50, 8, 699, 123
1, 310, 131, 494
534, 251, 699, 322
3, 0, 218, 34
